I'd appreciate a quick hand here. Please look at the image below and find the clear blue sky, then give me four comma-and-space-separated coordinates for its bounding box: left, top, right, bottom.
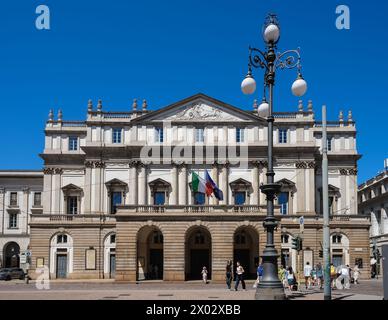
0, 0, 387, 183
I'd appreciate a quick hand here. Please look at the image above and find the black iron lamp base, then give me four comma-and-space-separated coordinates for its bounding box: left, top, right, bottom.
255, 286, 287, 300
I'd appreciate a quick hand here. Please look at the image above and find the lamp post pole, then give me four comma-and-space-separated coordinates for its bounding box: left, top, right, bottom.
241, 13, 308, 300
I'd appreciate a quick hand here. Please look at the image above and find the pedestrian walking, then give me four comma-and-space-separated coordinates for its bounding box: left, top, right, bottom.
286, 267, 297, 291
316, 263, 324, 289
303, 262, 312, 289
278, 265, 286, 288
253, 263, 264, 288
335, 264, 350, 289
234, 262, 246, 291
201, 266, 208, 284
225, 260, 233, 290
353, 263, 361, 284
311, 266, 317, 287
330, 263, 337, 289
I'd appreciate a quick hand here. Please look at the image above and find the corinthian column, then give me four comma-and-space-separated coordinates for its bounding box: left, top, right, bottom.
219, 162, 229, 205
138, 163, 148, 205
251, 161, 261, 205
171, 163, 179, 205
129, 161, 138, 205
178, 163, 187, 205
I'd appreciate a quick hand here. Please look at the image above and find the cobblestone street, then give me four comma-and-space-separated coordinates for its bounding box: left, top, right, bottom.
0, 279, 383, 300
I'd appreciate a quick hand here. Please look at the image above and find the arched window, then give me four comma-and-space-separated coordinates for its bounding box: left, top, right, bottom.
281, 234, 289, 244
195, 231, 205, 244
235, 231, 247, 245
57, 234, 68, 244
153, 231, 164, 244
332, 235, 342, 243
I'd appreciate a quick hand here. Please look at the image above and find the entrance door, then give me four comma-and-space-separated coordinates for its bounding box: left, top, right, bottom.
109, 254, 116, 279
149, 249, 163, 279
332, 254, 343, 267
190, 249, 210, 280
56, 255, 68, 278
233, 249, 252, 279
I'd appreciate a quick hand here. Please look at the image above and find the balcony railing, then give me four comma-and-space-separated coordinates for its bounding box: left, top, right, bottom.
120, 205, 271, 214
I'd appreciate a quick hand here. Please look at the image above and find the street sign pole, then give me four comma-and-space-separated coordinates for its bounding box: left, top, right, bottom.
322, 105, 331, 300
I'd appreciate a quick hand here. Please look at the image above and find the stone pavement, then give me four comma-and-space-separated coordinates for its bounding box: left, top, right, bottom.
0, 279, 383, 300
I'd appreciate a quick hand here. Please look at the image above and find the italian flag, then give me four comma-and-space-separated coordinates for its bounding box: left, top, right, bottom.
191, 171, 208, 194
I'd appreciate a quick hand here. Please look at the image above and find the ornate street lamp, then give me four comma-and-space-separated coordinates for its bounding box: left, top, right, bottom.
241, 13, 308, 300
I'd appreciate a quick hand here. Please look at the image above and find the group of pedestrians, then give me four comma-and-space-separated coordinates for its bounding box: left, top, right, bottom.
225, 260, 247, 291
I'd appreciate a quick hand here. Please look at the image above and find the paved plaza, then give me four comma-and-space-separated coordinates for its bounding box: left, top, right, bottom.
0, 279, 383, 300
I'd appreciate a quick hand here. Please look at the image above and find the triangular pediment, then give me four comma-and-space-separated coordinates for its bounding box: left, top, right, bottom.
132, 93, 265, 124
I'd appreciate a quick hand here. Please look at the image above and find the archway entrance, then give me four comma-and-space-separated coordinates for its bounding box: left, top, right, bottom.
233, 227, 259, 279
3, 242, 20, 268
185, 227, 212, 280
137, 226, 164, 281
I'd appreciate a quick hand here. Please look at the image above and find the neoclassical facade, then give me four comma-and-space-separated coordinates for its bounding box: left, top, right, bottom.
28, 93, 370, 281
358, 161, 388, 262
0, 171, 43, 268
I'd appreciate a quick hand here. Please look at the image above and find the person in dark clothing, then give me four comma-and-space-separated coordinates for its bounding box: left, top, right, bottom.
225, 260, 233, 290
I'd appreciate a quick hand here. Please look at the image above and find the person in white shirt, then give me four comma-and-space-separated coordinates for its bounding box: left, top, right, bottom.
335, 264, 350, 289
303, 262, 312, 289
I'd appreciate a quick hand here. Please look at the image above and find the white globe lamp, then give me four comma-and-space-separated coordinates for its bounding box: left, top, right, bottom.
241, 74, 256, 95
263, 23, 280, 44
291, 75, 308, 97
258, 99, 270, 118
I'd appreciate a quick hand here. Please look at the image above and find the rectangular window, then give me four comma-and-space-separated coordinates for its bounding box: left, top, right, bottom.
327, 137, 333, 151
234, 192, 246, 205
278, 128, 288, 144
10, 192, 18, 206
278, 192, 289, 215
34, 192, 42, 206
110, 192, 122, 214
154, 192, 166, 205
194, 192, 205, 205
236, 128, 245, 143
9, 213, 17, 229
67, 196, 78, 215
112, 128, 122, 144
195, 128, 205, 143
68, 136, 78, 151
155, 127, 164, 143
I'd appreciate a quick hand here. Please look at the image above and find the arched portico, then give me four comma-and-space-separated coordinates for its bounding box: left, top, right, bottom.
137, 226, 164, 280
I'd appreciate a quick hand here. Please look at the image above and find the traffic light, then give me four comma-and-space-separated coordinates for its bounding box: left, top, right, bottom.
319, 250, 323, 258
297, 238, 303, 251
292, 237, 298, 250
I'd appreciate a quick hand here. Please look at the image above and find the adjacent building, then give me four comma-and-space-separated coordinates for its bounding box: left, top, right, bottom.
3, 93, 369, 281
0, 171, 43, 268
358, 159, 388, 266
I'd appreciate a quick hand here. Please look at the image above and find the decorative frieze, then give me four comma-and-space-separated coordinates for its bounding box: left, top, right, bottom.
296, 161, 307, 169
43, 167, 55, 175
94, 161, 105, 168
340, 169, 348, 176
84, 161, 94, 168
54, 168, 63, 175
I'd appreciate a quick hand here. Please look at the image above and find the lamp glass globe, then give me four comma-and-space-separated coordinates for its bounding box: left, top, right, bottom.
258, 101, 269, 118
264, 23, 280, 43
241, 76, 256, 95
291, 78, 308, 97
